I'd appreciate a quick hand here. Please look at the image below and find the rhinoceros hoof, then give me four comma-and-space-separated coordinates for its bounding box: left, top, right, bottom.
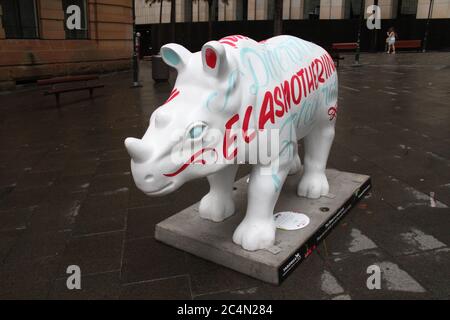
232, 218, 276, 251
199, 192, 235, 222
297, 172, 329, 199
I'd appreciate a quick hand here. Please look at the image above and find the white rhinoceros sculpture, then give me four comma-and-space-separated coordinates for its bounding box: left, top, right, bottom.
125, 35, 338, 251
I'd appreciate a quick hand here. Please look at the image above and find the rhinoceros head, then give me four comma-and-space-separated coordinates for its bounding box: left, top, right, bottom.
125, 41, 243, 196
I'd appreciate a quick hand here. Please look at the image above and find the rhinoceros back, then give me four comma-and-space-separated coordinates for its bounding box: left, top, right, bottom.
221, 35, 338, 141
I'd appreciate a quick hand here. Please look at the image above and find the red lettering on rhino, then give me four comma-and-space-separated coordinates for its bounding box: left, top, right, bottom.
219, 35, 249, 48
223, 52, 336, 161
163, 148, 218, 177
223, 114, 239, 160
164, 88, 180, 105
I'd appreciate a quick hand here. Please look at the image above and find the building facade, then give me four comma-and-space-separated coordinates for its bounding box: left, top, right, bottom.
0, 0, 133, 91
135, 0, 450, 24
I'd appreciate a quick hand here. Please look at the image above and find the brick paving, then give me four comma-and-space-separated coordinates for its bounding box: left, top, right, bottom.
0, 52, 449, 299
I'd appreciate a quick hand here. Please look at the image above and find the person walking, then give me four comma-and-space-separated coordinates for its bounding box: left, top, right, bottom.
386, 27, 397, 54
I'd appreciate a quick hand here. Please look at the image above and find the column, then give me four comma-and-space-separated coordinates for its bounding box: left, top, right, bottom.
248, 0, 256, 20
219, 0, 237, 21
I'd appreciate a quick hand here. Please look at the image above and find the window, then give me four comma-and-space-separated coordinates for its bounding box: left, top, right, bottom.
192, 1, 197, 22
212, 0, 219, 21
399, 0, 418, 16
346, 0, 363, 19
185, 0, 193, 22
236, 0, 248, 20
0, 0, 39, 39
62, 0, 88, 39
267, 0, 275, 20
303, 0, 320, 20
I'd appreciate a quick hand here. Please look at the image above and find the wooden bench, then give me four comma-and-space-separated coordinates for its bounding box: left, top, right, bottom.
331, 42, 358, 67
37, 75, 104, 107
395, 39, 421, 51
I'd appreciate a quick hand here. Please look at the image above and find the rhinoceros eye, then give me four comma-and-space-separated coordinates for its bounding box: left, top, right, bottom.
188, 123, 207, 140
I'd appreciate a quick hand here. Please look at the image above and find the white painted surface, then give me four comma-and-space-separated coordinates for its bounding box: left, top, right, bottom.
379, 261, 426, 293
348, 228, 378, 253
321, 270, 345, 295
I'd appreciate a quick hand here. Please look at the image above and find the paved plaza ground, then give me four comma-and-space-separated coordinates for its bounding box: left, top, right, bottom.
0, 52, 449, 299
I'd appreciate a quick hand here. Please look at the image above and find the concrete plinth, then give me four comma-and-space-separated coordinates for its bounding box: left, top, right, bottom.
155, 169, 372, 285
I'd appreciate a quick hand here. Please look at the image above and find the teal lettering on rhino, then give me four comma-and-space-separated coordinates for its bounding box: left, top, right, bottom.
204, 69, 241, 112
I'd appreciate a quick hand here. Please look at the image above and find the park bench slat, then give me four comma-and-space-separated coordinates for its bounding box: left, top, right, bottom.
331, 42, 358, 67
44, 84, 104, 95
38, 74, 104, 107
37, 75, 99, 86
332, 42, 358, 50
396, 40, 421, 49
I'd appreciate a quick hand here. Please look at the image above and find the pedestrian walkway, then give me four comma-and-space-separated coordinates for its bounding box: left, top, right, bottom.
0, 52, 449, 299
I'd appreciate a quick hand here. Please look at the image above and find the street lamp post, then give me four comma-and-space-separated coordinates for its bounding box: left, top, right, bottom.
422, 0, 434, 52
132, 0, 142, 87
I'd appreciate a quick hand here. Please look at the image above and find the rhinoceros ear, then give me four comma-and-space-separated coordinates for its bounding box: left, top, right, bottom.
201, 41, 227, 77
160, 43, 192, 71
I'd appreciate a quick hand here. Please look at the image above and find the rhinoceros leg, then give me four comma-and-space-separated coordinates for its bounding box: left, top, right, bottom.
199, 165, 238, 222
233, 161, 291, 251
297, 123, 335, 199
288, 145, 302, 175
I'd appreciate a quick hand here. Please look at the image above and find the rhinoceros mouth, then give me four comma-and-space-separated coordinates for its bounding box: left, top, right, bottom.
163, 147, 218, 177
144, 181, 174, 195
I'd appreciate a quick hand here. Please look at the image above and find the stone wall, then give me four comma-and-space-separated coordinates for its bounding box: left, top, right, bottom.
0, 0, 133, 91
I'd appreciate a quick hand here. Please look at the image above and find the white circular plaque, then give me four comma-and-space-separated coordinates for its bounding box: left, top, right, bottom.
274, 211, 310, 231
